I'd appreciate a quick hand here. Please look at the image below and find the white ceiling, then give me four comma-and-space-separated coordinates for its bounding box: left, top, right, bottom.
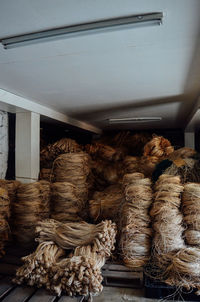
0, 0, 200, 130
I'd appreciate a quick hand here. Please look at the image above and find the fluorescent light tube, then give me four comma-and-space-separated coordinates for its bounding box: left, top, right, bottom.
0, 12, 163, 49
109, 117, 162, 124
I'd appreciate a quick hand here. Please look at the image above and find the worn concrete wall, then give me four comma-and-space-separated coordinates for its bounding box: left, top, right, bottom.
0, 111, 8, 179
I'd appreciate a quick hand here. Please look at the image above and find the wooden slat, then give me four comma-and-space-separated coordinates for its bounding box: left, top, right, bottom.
0, 263, 19, 276
58, 295, 78, 302
0, 276, 16, 299
1, 285, 35, 302
28, 288, 57, 302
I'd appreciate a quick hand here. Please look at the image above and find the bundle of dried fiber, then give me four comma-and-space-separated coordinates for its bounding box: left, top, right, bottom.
51, 245, 105, 297
163, 247, 200, 295
168, 147, 196, 161
150, 175, 185, 272
39, 168, 52, 182
182, 183, 200, 246
12, 181, 51, 246
51, 182, 82, 222
52, 152, 90, 205
36, 219, 117, 257
143, 135, 174, 158
13, 241, 65, 288
163, 158, 200, 183
119, 173, 153, 269
39, 180, 51, 220
0, 216, 10, 257
140, 155, 161, 177
40, 138, 82, 168
89, 184, 123, 222
0, 179, 20, 203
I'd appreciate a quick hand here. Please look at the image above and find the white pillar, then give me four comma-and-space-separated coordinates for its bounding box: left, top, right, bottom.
16, 112, 40, 183
0, 111, 8, 179
184, 132, 195, 149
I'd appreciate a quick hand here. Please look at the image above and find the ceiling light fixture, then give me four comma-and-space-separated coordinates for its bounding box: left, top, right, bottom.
0, 12, 163, 49
108, 117, 162, 124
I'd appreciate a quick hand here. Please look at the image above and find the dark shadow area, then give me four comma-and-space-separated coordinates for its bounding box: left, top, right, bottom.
6, 113, 15, 180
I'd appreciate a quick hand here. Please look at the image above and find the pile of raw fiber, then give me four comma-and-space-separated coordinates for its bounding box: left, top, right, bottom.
123, 156, 140, 174
0, 186, 11, 257
89, 184, 123, 222
182, 183, 200, 246
13, 241, 65, 288
90, 159, 121, 191
143, 135, 174, 158
52, 152, 90, 204
0, 179, 20, 203
150, 175, 185, 272
119, 172, 153, 268
0, 186, 10, 220
85, 142, 122, 162
40, 138, 82, 168
36, 219, 117, 257
50, 245, 106, 297
39, 180, 51, 220
12, 181, 51, 246
163, 247, 200, 295
39, 168, 52, 182
51, 182, 82, 222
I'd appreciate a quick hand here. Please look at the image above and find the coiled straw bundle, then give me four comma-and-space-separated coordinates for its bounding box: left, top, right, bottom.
12, 181, 51, 246
182, 183, 200, 246
13, 241, 65, 288
89, 184, 123, 223
120, 172, 153, 268
36, 219, 117, 257
51, 182, 82, 222
52, 152, 90, 205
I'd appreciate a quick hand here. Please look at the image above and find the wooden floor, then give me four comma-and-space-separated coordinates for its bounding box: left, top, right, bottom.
0, 245, 144, 302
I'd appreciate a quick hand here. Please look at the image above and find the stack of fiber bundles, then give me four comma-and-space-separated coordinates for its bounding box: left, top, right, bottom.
53, 152, 91, 207
120, 172, 153, 268
182, 183, 200, 246
0, 186, 10, 256
51, 182, 82, 222
150, 175, 185, 269
12, 181, 51, 246
89, 184, 123, 223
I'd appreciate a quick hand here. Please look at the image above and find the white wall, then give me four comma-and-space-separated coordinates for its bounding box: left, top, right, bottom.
0, 111, 8, 179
